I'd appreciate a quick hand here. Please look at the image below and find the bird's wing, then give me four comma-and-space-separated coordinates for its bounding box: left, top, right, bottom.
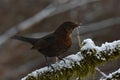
31, 38, 50, 49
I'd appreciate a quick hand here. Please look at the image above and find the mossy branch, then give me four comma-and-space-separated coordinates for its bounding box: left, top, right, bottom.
21, 39, 120, 80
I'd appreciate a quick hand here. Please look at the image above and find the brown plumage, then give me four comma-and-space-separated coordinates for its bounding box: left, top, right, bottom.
12, 21, 79, 62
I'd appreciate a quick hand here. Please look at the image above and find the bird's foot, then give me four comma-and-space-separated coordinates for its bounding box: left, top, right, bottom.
57, 56, 66, 63
46, 63, 55, 70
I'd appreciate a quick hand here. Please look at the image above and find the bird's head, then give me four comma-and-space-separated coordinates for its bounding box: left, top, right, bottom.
54, 21, 79, 35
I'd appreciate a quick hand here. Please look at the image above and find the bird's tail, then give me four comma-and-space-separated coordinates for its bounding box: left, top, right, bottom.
11, 35, 38, 45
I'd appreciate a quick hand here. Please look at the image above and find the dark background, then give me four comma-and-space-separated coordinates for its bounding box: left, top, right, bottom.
0, 0, 120, 80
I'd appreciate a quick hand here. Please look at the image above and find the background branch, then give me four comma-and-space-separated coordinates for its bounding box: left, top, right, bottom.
100, 68, 120, 80
0, 0, 99, 45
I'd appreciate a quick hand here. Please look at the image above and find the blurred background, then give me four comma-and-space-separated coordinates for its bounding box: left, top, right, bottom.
0, 0, 120, 80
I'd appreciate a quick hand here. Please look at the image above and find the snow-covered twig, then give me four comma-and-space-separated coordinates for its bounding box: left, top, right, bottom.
100, 68, 120, 80
21, 39, 120, 80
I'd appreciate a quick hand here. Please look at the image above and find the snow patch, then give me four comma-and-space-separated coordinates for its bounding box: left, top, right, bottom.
81, 38, 95, 50
81, 39, 120, 60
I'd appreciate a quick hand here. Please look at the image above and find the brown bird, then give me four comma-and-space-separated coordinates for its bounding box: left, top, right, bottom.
12, 21, 79, 63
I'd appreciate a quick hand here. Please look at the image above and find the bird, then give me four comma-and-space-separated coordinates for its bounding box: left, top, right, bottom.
12, 21, 79, 64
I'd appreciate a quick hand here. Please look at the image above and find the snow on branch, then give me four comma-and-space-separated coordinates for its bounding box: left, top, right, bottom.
21, 39, 120, 80
100, 68, 120, 80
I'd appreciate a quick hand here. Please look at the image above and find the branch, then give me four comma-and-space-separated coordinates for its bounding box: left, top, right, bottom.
100, 68, 120, 80
0, 0, 99, 45
21, 39, 120, 80
80, 17, 120, 35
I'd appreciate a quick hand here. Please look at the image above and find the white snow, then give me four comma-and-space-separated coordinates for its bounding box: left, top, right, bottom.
81, 38, 96, 50
100, 68, 120, 80
81, 39, 120, 60
81, 39, 120, 52
107, 68, 120, 78
21, 67, 50, 80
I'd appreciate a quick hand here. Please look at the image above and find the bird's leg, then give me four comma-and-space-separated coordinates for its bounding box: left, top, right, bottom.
45, 56, 52, 68
57, 56, 66, 63
55, 57, 59, 62
45, 56, 54, 69
57, 56, 63, 60
45, 56, 50, 66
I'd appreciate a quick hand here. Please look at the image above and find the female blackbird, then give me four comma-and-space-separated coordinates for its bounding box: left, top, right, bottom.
12, 21, 79, 63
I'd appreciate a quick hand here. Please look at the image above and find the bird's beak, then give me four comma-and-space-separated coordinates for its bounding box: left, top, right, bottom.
74, 22, 82, 28
77, 23, 83, 28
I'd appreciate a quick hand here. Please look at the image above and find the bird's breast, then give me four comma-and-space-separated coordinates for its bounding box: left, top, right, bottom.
58, 35, 72, 49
